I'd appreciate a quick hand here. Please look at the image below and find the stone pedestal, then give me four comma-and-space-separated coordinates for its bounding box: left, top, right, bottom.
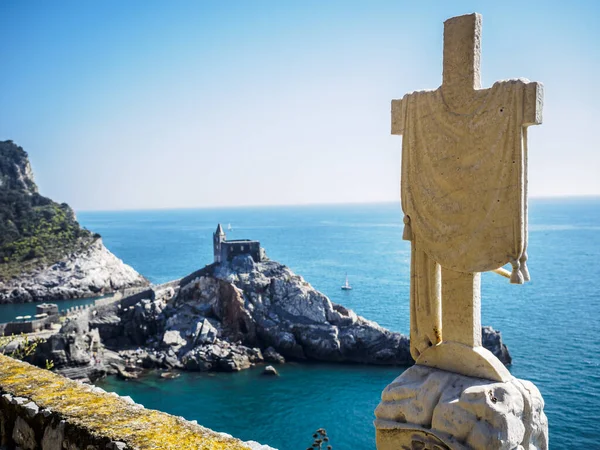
374, 365, 548, 450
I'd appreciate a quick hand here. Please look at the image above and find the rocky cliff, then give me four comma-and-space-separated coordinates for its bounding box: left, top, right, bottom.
0, 239, 148, 303
0, 140, 148, 303
110, 255, 414, 370
35, 254, 511, 381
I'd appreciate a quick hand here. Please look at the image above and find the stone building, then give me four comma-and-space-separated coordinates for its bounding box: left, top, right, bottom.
213, 224, 261, 263
36, 303, 58, 316
1, 303, 60, 336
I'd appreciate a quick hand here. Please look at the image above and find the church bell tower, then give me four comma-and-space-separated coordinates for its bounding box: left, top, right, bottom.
213, 224, 226, 263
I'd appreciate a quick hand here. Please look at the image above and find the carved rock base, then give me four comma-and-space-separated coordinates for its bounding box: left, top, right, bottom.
374, 365, 548, 450
416, 343, 512, 382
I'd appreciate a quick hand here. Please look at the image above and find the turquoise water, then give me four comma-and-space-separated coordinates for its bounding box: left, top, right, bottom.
3, 200, 599, 448
0, 297, 98, 324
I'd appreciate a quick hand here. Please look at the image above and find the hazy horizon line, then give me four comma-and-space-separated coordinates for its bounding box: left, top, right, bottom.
76, 195, 600, 214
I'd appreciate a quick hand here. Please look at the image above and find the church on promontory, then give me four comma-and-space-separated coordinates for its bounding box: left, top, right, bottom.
212, 224, 262, 263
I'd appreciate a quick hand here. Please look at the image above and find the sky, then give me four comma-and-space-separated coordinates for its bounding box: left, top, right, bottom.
1, 1, 599, 211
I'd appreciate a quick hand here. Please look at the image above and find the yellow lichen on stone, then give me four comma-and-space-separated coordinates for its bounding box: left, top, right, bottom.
0, 355, 253, 450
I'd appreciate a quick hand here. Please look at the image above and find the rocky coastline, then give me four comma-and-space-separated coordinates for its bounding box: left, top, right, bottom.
25, 254, 511, 383
0, 140, 148, 303
0, 238, 148, 304
0, 141, 511, 382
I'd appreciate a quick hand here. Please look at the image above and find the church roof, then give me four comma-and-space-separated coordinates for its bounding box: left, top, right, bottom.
215, 223, 225, 235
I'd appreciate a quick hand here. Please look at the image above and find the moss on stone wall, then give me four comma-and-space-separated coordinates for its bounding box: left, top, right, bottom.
0, 355, 254, 449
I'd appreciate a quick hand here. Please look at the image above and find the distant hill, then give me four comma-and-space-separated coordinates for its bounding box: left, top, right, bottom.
0, 141, 95, 277
0, 140, 147, 303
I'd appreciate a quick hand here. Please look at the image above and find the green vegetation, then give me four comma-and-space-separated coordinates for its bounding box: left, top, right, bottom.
0, 140, 97, 279
0, 333, 54, 369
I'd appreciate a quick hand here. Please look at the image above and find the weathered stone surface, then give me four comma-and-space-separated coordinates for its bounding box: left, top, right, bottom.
375, 365, 548, 450
107, 442, 128, 450
383, 11, 547, 449
205, 255, 413, 366
41, 420, 65, 450
481, 326, 511, 365
263, 347, 285, 364
22, 401, 39, 418
181, 339, 262, 372
12, 416, 36, 450
160, 372, 180, 380
10, 396, 27, 406
392, 12, 543, 382
194, 318, 218, 345
0, 239, 148, 304
115, 366, 138, 380
262, 365, 279, 376
0, 410, 6, 447
27, 318, 113, 383
0, 354, 276, 449
162, 330, 187, 348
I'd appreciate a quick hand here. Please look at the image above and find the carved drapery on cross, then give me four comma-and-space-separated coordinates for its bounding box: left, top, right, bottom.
393, 13, 543, 381
401, 80, 534, 279
375, 14, 548, 450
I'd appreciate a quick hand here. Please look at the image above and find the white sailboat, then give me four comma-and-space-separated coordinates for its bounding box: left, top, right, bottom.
227, 223, 233, 231
341, 273, 352, 291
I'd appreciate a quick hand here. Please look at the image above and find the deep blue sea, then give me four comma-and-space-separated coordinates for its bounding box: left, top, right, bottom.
2, 200, 599, 449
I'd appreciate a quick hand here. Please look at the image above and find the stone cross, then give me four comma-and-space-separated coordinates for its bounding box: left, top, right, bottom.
392, 13, 543, 382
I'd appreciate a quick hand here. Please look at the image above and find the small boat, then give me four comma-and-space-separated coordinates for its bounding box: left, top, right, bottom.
227, 223, 233, 231
341, 274, 352, 291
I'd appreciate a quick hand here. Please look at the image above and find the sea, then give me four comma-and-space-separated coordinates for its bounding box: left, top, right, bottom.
1, 199, 598, 449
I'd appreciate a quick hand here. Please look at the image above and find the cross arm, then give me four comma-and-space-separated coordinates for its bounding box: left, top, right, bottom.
391, 98, 405, 135
523, 81, 543, 126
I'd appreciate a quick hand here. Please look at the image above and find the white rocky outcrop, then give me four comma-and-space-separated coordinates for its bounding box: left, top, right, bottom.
0, 140, 148, 304
0, 238, 148, 303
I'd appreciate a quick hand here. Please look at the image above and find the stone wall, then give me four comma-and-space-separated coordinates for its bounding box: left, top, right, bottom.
220, 241, 261, 263
0, 355, 274, 450
2, 316, 59, 337
119, 289, 155, 310
93, 295, 122, 308
3, 318, 40, 335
